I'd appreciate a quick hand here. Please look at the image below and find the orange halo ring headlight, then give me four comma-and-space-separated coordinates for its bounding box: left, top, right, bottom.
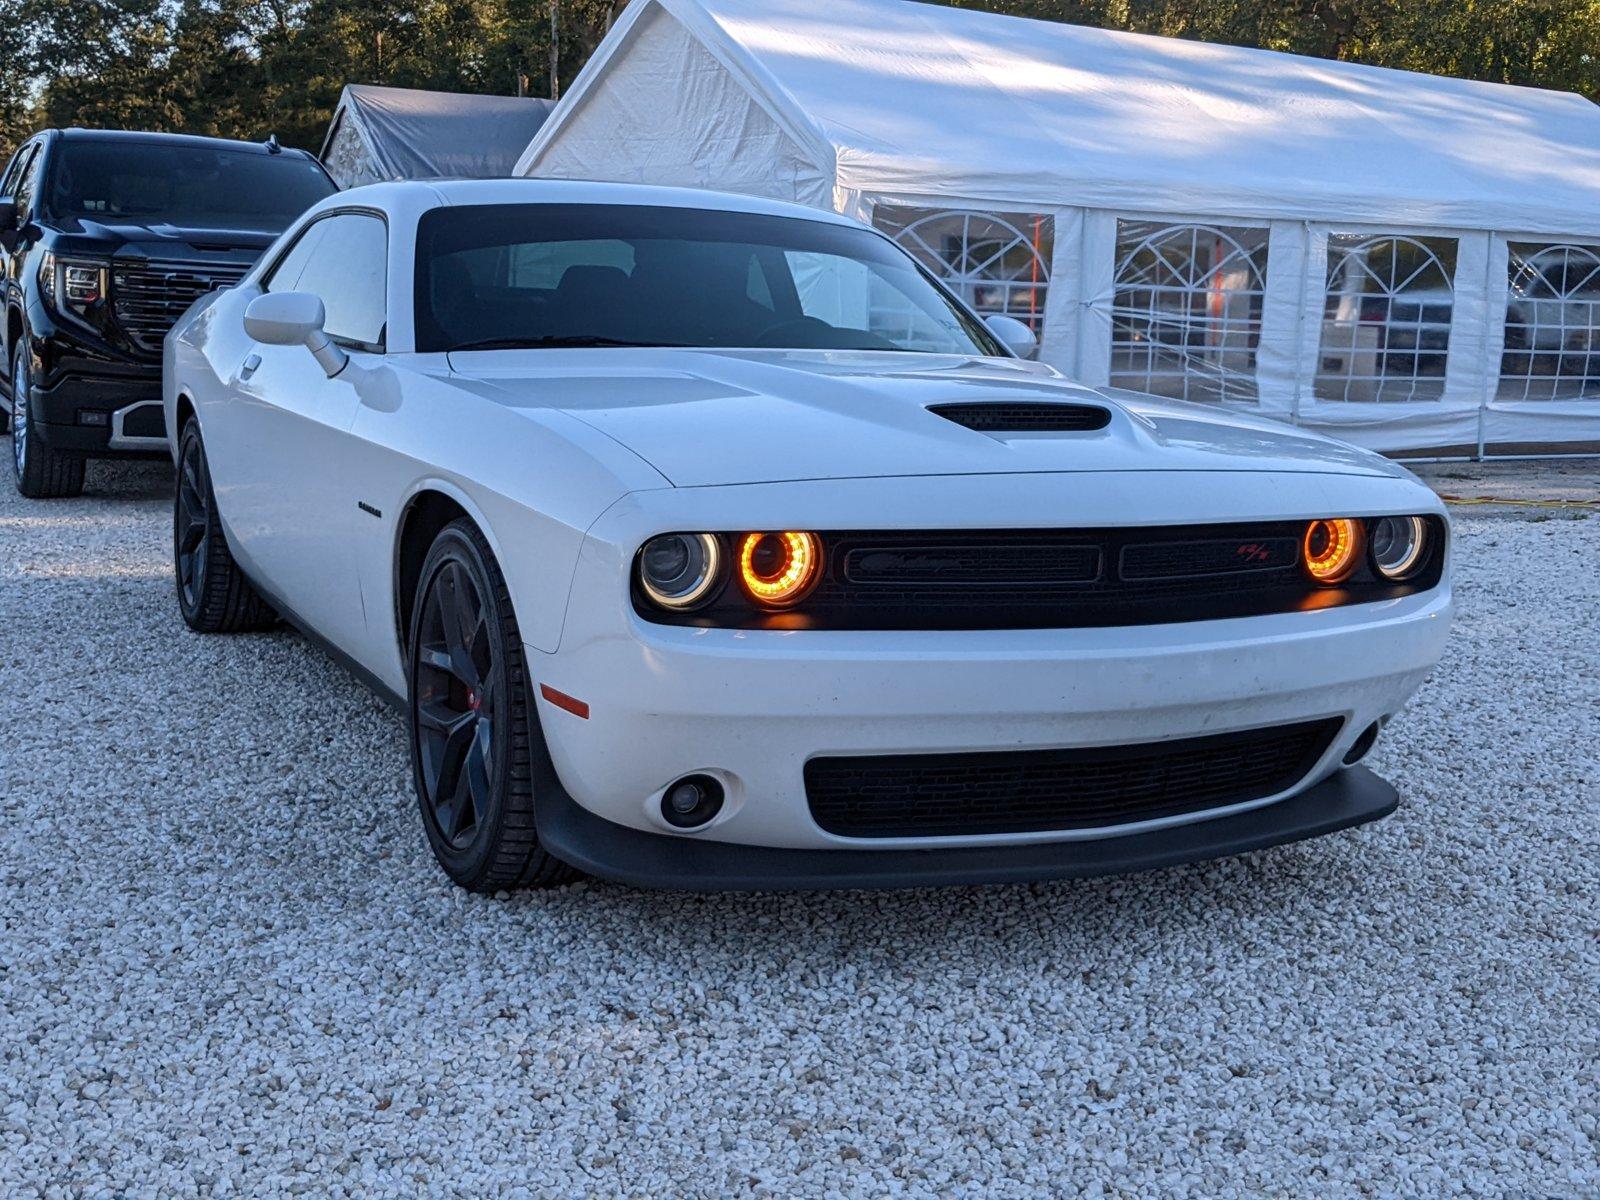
1303, 518, 1363, 585
737, 531, 823, 607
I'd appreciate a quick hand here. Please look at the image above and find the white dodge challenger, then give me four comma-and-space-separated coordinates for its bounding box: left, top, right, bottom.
164, 179, 1452, 892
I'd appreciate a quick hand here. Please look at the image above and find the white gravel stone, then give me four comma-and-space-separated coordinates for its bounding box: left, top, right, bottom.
1, 457, 1596, 1198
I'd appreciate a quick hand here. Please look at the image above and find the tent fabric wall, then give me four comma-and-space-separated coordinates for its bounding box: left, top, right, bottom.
523, 4, 834, 206
321, 85, 555, 188
518, 0, 1600, 455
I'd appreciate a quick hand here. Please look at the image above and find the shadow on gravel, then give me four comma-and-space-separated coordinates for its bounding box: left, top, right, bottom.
84, 460, 173, 500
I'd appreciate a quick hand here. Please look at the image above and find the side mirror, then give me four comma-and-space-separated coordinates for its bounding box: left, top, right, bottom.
243, 291, 347, 377
985, 314, 1038, 359
0, 199, 17, 251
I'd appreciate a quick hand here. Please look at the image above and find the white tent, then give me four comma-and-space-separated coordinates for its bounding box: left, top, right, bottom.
516, 0, 1600, 456
323, 84, 555, 189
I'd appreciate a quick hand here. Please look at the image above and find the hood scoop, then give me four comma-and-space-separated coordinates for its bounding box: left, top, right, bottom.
928, 401, 1111, 434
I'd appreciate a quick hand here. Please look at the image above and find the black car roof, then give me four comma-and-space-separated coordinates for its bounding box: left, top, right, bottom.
55, 128, 316, 160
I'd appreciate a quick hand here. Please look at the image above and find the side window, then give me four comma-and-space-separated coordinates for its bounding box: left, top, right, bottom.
14, 145, 44, 217
0, 143, 32, 197
264, 221, 328, 293
265, 213, 388, 349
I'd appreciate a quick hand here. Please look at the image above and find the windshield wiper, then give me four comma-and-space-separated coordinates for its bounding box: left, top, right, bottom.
445, 335, 692, 352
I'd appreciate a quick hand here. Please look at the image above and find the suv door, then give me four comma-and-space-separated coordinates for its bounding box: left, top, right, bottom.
208, 209, 389, 655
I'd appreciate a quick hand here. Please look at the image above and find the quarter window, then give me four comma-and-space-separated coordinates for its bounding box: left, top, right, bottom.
265, 212, 387, 349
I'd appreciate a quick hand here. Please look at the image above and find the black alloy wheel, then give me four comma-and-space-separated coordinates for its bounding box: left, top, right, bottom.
172, 419, 276, 633
408, 519, 577, 892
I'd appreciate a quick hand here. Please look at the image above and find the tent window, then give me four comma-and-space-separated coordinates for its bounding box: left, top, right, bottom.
1316, 235, 1457, 403
874, 206, 1052, 352
1500, 242, 1600, 402
1110, 222, 1269, 404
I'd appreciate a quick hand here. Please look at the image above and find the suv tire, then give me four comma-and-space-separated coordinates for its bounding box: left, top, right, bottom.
12, 340, 86, 498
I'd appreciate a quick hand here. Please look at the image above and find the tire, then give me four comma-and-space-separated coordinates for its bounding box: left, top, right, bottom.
408, 519, 579, 892
173, 418, 277, 633
12, 340, 85, 499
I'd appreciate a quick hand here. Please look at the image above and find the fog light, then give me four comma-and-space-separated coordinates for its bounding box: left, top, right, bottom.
661, 774, 724, 829
1343, 721, 1381, 765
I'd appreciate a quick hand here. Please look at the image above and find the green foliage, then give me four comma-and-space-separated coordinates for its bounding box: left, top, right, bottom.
4, 0, 1597, 163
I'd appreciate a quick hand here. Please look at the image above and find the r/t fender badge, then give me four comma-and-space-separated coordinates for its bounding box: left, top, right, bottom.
358, 501, 383, 519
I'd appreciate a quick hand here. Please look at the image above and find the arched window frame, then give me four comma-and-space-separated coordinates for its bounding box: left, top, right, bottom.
1316, 234, 1458, 404
1108, 221, 1270, 405
1499, 241, 1600, 403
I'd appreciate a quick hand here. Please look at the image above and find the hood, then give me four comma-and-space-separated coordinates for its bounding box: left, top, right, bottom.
447, 349, 1408, 488
50, 216, 279, 258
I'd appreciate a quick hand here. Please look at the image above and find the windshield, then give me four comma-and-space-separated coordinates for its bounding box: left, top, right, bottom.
414, 203, 1003, 356
46, 140, 335, 230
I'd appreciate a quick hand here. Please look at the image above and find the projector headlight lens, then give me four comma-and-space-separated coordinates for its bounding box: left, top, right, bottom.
1369, 516, 1429, 580
1303, 518, 1362, 584
737, 531, 822, 607
638, 533, 722, 610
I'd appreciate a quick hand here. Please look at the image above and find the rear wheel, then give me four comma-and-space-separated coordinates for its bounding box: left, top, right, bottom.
408, 519, 578, 892
12, 341, 85, 499
173, 419, 277, 633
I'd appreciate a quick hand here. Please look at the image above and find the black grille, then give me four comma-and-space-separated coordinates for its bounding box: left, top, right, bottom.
112, 259, 252, 352
843, 539, 1101, 586
929, 401, 1111, 433
806, 718, 1343, 838
800, 523, 1312, 627
636, 518, 1447, 631
1121, 536, 1300, 581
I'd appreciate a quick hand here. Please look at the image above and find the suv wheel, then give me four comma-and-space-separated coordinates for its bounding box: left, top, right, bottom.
408, 519, 579, 892
12, 341, 86, 499
174, 418, 277, 632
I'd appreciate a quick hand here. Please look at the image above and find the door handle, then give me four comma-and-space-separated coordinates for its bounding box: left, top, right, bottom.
239, 353, 261, 381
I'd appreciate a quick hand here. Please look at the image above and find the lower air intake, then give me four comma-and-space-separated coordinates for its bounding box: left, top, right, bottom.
805, 718, 1343, 838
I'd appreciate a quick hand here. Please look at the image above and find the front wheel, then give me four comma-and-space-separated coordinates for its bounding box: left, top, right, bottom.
12, 340, 85, 499
408, 519, 578, 892
173, 419, 277, 632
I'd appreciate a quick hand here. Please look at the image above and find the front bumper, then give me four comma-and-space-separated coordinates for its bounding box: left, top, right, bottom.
525, 470, 1451, 868
532, 584, 1451, 853
23, 312, 167, 458
535, 762, 1398, 890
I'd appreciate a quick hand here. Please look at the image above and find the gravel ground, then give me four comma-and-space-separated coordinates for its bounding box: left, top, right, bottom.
1, 455, 1596, 1198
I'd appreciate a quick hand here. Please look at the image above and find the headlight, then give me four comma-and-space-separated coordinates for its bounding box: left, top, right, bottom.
737, 531, 823, 607
40, 253, 109, 320
1303, 518, 1362, 584
637, 533, 722, 610
1369, 516, 1429, 580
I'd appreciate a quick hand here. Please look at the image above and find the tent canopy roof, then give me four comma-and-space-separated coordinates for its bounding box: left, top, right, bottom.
528, 0, 1600, 235
327, 84, 555, 182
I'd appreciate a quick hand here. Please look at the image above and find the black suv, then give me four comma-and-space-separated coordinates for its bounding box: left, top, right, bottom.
0, 129, 336, 497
